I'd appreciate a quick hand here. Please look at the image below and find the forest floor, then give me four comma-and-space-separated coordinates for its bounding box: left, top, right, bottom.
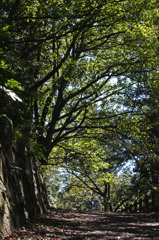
3, 208, 159, 240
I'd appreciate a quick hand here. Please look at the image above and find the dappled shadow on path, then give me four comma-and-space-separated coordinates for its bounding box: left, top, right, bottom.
3, 208, 159, 239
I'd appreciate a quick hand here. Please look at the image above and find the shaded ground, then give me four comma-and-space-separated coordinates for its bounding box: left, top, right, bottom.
3, 208, 159, 239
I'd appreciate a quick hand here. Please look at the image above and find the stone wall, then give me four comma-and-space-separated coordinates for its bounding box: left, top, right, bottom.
0, 137, 48, 238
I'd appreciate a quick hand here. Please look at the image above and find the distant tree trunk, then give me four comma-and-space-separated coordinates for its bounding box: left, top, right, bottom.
103, 183, 112, 211
103, 197, 109, 211
151, 161, 159, 211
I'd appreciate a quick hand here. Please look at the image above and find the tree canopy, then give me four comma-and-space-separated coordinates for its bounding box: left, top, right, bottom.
0, 0, 159, 211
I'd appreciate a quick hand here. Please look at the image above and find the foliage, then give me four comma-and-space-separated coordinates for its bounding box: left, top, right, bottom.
47, 136, 135, 211
1, 0, 158, 154
0, 0, 159, 211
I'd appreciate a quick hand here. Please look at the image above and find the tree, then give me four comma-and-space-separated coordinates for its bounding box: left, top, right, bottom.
1, 0, 159, 212
0, 20, 24, 142
47, 131, 136, 211
129, 76, 159, 210
113, 68, 159, 211
1, 0, 158, 160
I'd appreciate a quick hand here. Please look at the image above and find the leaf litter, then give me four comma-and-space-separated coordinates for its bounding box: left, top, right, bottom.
2, 208, 159, 240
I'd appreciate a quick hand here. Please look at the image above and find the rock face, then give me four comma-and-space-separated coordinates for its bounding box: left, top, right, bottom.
0, 137, 48, 238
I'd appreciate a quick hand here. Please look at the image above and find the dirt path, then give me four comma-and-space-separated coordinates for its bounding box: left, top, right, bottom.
3, 208, 159, 240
